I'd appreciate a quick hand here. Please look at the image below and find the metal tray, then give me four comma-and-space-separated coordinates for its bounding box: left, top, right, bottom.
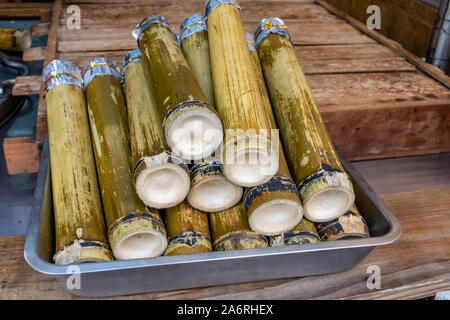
24, 137, 402, 297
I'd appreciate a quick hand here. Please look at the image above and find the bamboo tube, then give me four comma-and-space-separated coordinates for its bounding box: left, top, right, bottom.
255, 18, 355, 222
243, 33, 303, 235
164, 200, 212, 256
270, 218, 320, 246
205, 0, 279, 187
180, 13, 215, 106
133, 15, 223, 161
42, 60, 113, 265
83, 58, 167, 260
0, 27, 31, 52
316, 205, 370, 241
122, 49, 190, 209
210, 202, 268, 251
179, 14, 242, 212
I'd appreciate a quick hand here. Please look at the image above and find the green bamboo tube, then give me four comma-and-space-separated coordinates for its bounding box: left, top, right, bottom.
243, 33, 303, 235
210, 202, 268, 251
133, 15, 223, 161
122, 50, 190, 209
255, 18, 355, 222
180, 13, 215, 106
179, 14, 242, 212
42, 60, 113, 265
164, 200, 212, 256
83, 58, 167, 260
270, 218, 320, 246
0, 27, 31, 52
205, 0, 279, 187
316, 205, 370, 241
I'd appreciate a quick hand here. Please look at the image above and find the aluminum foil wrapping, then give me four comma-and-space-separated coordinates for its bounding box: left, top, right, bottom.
122, 49, 142, 78
42, 59, 83, 95
180, 13, 207, 44
245, 32, 257, 52
205, 0, 241, 20
254, 17, 293, 47
132, 15, 179, 44
82, 58, 121, 88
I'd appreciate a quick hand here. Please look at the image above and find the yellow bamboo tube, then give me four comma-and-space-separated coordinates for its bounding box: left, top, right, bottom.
270, 218, 320, 246
83, 58, 167, 260
315, 205, 370, 241
122, 50, 190, 209
164, 200, 212, 256
205, 0, 279, 187
210, 202, 268, 251
180, 13, 215, 106
179, 14, 242, 212
243, 33, 303, 235
0, 27, 31, 52
42, 60, 113, 265
133, 15, 223, 161
255, 18, 355, 222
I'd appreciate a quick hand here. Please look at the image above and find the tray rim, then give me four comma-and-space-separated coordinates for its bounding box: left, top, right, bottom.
24, 136, 402, 276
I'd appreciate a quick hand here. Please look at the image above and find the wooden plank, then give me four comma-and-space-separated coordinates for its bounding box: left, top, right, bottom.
31, 23, 50, 36
317, 0, 450, 88
0, 8, 51, 20
22, 47, 46, 62
2, 137, 40, 175
1, 187, 448, 299
12, 76, 41, 96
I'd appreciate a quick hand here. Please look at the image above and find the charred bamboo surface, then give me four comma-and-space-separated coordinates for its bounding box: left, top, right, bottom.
270, 218, 320, 246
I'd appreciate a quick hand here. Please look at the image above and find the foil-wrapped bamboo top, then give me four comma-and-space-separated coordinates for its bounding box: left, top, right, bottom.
42, 59, 83, 94
254, 17, 293, 47
180, 13, 207, 44
133, 15, 179, 43
82, 58, 121, 87
205, 0, 241, 19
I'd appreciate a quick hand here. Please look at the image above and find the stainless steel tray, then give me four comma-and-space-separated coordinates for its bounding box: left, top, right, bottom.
24, 137, 402, 297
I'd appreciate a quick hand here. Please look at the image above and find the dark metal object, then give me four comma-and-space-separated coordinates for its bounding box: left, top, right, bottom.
427, 0, 450, 71
24, 137, 402, 297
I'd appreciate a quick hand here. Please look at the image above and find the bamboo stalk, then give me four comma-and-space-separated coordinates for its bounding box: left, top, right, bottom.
83, 58, 167, 260
0, 27, 31, 52
133, 15, 223, 161
164, 200, 212, 256
243, 33, 303, 235
180, 13, 215, 106
315, 205, 370, 241
205, 1, 279, 187
42, 60, 113, 265
255, 18, 355, 222
179, 14, 242, 212
270, 218, 320, 246
210, 202, 268, 251
122, 49, 190, 209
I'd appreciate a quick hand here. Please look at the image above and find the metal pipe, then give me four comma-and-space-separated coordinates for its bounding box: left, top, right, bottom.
427, 0, 450, 71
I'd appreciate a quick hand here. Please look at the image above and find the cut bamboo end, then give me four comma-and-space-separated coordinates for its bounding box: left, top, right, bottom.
164, 100, 223, 161
223, 135, 279, 187
270, 218, 320, 246
0, 28, 31, 52
14, 29, 31, 51
316, 206, 370, 241
108, 212, 167, 260
214, 231, 268, 251
134, 151, 190, 209
53, 240, 113, 265
299, 168, 355, 222
187, 161, 243, 212
244, 176, 303, 235
164, 231, 213, 256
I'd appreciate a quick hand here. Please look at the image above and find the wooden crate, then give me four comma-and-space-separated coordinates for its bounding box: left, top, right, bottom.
6, 0, 450, 174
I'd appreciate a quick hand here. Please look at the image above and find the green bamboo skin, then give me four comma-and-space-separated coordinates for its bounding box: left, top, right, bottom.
257, 30, 355, 222
187, 161, 243, 212
138, 22, 222, 161
210, 202, 268, 251
270, 218, 320, 246
206, 3, 279, 187
243, 37, 303, 235
45, 83, 112, 265
181, 30, 215, 106
164, 201, 212, 256
316, 205, 370, 241
0, 28, 31, 52
85, 71, 167, 260
123, 55, 190, 209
